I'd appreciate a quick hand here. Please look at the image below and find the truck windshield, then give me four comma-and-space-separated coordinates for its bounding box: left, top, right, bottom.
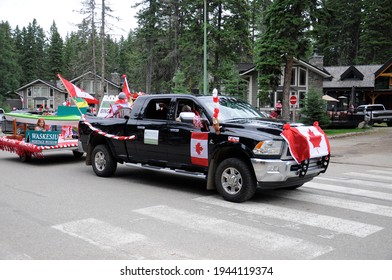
201, 97, 265, 122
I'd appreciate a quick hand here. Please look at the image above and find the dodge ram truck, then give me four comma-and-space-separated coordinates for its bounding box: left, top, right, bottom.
78, 94, 330, 202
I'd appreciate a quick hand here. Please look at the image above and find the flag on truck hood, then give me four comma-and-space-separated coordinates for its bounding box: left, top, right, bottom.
57, 74, 99, 104
281, 122, 330, 164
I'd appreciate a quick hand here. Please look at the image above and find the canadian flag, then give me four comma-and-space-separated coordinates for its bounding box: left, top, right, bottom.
190, 132, 209, 166
57, 74, 99, 104
281, 122, 330, 164
122, 74, 131, 100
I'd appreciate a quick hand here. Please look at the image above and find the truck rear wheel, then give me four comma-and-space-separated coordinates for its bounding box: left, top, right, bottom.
215, 158, 257, 202
92, 144, 117, 177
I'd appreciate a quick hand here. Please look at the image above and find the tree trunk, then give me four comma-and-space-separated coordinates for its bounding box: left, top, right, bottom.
282, 57, 293, 121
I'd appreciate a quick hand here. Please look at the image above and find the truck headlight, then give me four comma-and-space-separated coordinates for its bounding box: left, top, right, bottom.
253, 140, 283, 155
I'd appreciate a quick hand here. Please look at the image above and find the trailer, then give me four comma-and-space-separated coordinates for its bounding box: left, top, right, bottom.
0, 111, 83, 162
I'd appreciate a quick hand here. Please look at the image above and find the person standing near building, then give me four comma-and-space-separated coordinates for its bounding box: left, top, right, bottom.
275, 100, 282, 117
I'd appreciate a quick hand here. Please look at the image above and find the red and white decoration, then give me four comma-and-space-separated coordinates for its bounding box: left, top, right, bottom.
57, 74, 99, 105
122, 74, 131, 100
212, 88, 219, 119
0, 136, 78, 158
81, 116, 136, 141
190, 132, 208, 166
281, 122, 330, 164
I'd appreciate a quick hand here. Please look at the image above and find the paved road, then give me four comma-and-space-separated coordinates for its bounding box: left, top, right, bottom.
0, 127, 391, 261
329, 126, 392, 168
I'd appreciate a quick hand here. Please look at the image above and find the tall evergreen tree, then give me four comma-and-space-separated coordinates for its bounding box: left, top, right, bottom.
0, 21, 22, 99
19, 19, 47, 84
47, 22, 64, 80
357, 0, 392, 64
313, 0, 362, 66
255, 0, 315, 120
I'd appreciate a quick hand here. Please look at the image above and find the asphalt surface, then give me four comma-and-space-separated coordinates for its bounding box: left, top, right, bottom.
328, 126, 392, 168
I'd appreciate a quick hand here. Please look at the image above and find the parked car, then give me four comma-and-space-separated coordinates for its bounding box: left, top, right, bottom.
355, 104, 392, 126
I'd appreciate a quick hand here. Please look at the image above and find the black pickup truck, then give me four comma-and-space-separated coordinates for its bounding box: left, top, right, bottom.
78, 94, 329, 202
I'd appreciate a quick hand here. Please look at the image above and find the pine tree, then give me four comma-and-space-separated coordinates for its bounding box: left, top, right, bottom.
299, 88, 330, 127
357, 0, 392, 64
313, 0, 362, 66
47, 22, 64, 80
0, 21, 22, 99
255, 0, 315, 120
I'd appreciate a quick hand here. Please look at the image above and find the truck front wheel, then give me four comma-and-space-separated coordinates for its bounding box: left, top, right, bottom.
215, 158, 257, 202
92, 144, 117, 177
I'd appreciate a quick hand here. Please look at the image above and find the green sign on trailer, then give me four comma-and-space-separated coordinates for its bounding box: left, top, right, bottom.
26, 130, 60, 146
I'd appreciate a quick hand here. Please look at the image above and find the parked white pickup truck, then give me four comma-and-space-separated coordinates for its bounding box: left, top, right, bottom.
355, 104, 392, 126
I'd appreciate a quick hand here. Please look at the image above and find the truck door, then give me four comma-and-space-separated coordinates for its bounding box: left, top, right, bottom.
133, 98, 172, 165
166, 99, 207, 168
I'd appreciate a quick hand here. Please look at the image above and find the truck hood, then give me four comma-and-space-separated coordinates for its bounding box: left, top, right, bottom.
221, 118, 303, 138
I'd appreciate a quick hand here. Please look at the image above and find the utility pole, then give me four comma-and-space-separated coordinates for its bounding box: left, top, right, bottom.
203, 0, 207, 95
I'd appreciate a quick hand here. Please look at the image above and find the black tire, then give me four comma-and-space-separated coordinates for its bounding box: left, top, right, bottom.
72, 150, 84, 158
19, 154, 31, 162
215, 158, 257, 202
91, 144, 117, 177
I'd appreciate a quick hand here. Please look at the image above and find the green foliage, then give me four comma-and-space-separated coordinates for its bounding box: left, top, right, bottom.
357, 0, 392, 64
313, 0, 362, 66
0, 21, 21, 96
299, 88, 330, 127
255, 0, 315, 120
172, 69, 190, 94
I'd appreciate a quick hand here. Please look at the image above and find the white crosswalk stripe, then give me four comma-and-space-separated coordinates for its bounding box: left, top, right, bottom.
133, 205, 333, 259
304, 181, 392, 201
52, 218, 197, 259
52, 218, 146, 250
343, 171, 392, 182
316, 176, 392, 190
193, 196, 383, 238
265, 190, 392, 218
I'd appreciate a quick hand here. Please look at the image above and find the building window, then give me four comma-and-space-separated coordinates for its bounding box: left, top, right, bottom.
81, 80, 94, 93
50, 88, 54, 97
298, 91, 306, 108
299, 68, 307, 86
33, 86, 49, 97
27, 88, 32, 97
291, 68, 297, 86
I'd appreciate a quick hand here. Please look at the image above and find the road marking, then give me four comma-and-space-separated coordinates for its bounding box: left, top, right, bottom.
194, 196, 382, 238
268, 190, 392, 218
369, 169, 392, 176
304, 181, 392, 202
134, 205, 333, 260
52, 218, 145, 251
316, 176, 392, 190
344, 172, 392, 182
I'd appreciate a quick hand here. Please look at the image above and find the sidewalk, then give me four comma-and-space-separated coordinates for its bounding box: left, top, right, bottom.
328, 127, 392, 168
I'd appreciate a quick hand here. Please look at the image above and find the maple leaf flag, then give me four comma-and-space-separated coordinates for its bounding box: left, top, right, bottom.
190, 132, 209, 166
281, 122, 330, 164
122, 74, 131, 100
57, 74, 99, 104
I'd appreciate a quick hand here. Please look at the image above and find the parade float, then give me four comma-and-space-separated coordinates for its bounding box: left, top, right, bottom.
0, 107, 84, 162
0, 74, 98, 162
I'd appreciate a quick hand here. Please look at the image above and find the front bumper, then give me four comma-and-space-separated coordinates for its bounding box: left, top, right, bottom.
250, 156, 328, 187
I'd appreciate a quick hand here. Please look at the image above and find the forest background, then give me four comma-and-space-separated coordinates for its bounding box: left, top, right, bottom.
1, 0, 392, 116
